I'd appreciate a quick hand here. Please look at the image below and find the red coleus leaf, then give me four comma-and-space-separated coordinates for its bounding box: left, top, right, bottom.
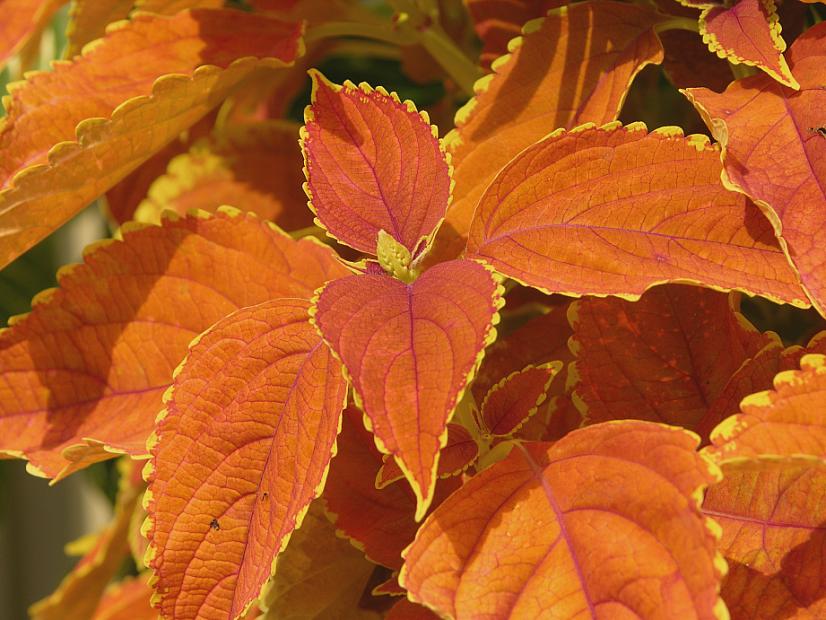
323, 406, 461, 570
301, 70, 451, 255
312, 259, 501, 519
437, 0, 667, 252
0, 8, 304, 269
706, 353, 826, 462
0, 209, 347, 480
703, 457, 826, 619
146, 298, 348, 620
684, 22, 826, 314
699, 0, 796, 88
386, 599, 441, 620
480, 362, 562, 436
376, 423, 479, 488
570, 284, 776, 432
401, 422, 725, 619
466, 123, 807, 305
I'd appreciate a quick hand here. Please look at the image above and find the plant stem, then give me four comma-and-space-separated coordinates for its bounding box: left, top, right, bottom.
654, 16, 700, 34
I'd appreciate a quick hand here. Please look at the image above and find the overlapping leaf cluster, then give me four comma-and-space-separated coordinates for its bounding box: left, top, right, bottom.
1, 0, 825, 618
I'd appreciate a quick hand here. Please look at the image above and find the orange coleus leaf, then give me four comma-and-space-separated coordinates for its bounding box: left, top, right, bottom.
91, 574, 155, 620
706, 353, 826, 462
0, 209, 347, 480
301, 71, 451, 256
439, 0, 667, 250
684, 22, 826, 315
0, 0, 63, 71
480, 362, 562, 436
30, 459, 144, 620
703, 457, 826, 619
377, 423, 479, 488
466, 123, 807, 304
313, 260, 501, 519
570, 284, 776, 431
401, 422, 725, 619
464, 0, 565, 70
135, 121, 311, 231
660, 29, 732, 91
134, 0, 223, 13
256, 502, 380, 619
65, 0, 134, 57
323, 406, 461, 570
698, 0, 796, 88
146, 298, 348, 620
0, 8, 304, 270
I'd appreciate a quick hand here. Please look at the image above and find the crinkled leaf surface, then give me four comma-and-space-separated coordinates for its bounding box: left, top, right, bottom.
699, 0, 796, 88
703, 457, 826, 619
91, 574, 155, 620
466, 124, 807, 304
65, 0, 134, 57
377, 423, 479, 488
465, 0, 565, 70
0, 8, 304, 269
0, 0, 62, 70
707, 353, 826, 461
313, 259, 500, 519
684, 22, 826, 314
439, 0, 666, 249
136, 121, 311, 231
147, 298, 348, 620
258, 502, 379, 620
323, 406, 460, 570
570, 284, 774, 431
0, 209, 347, 479
302, 71, 450, 255
481, 362, 562, 436
401, 422, 725, 619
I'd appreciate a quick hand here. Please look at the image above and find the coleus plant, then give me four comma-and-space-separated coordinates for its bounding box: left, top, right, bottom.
1, 0, 826, 619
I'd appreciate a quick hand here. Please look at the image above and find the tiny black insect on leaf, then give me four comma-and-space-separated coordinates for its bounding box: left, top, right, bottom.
210, 518, 220, 530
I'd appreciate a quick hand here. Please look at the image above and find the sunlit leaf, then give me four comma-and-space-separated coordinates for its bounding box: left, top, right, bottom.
466, 124, 807, 305
699, 0, 796, 88
313, 260, 501, 519
257, 502, 380, 620
146, 298, 348, 620
135, 121, 311, 231
703, 457, 826, 619
0, 209, 347, 480
30, 459, 144, 620
570, 284, 775, 432
65, 0, 134, 57
322, 406, 461, 570
301, 70, 451, 255
401, 422, 725, 619
480, 362, 562, 436
90, 574, 155, 620
684, 22, 826, 314
133, 0, 222, 13
0, 8, 304, 269
0, 0, 63, 71
706, 353, 826, 461
435, 0, 667, 257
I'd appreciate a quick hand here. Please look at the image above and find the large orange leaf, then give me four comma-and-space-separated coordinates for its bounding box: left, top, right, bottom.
312, 260, 501, 519
0, 209, 347, 480
684, 22, 826, 315
0, 0, 63, 71
706, 353, 826, 462
401, 422, 725, 619
323, 406, 461, 570
301, 71, 451, 255
570, 285, 775, 431
466, 123, 807, 304
0, 9, 304, 269
30, 459, 144, 620
438, 1, 667, 254
465, 0, 565, 70
703, 457, 826, 619
65, 0, 134, 57
135, 121, 311, 231
698, 0, 796, 88
91, 574, 155, 620
256, 502, 380, 619
146, 298, 347, 620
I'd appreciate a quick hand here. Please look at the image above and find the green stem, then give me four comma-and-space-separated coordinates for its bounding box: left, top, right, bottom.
305, 21, 417, 48
418, 26, 481, 95
654, 15, 700, 34
728, 61, 757, 80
